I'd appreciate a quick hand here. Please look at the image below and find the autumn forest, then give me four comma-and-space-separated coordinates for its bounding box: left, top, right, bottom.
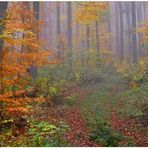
0, 1, 148, 147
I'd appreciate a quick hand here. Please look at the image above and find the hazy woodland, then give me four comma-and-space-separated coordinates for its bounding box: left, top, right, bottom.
0, 1, 148, 147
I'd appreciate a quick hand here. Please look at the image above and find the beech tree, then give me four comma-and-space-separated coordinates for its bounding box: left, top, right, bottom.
75, 2, 108, 66
0, 2, 51, 132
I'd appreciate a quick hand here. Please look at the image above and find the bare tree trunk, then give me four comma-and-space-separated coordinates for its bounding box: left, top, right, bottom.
136, 2, 141, 56
0, 2, 8, 133
66, 2, 73, 72
131, 2, 138, 63
95, 21, 100, 66
107, 4, 111, 50
56, 2, 62, 60
115, 3, 120, 59
118, 2, 124, 62
126, 2, 132, 63
86, 25, 90, 66
76, 22, 79, 49
30, 2, 39, 81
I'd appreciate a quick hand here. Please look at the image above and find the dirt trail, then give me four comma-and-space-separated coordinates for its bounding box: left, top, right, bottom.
111, 111, 148, 146
64, 108, 98, 146
109, 85, 147, 146
62, 83, 147, 146
63, 85, 99, 146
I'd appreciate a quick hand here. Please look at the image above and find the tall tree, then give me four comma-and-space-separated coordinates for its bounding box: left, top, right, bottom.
107, 3, 111, 50
0, 2, 50, 132
0, 2, 8, 132
95, 21, 100, 66
0, 2, 7, 65
66, 2, 73, 72
86, 25, 90, 65
56, 2, 62, 60
30, 2, 40, 81
115, 2, 120, 58
33, 2, 39, 19
131, 2, 138, 63
118, 2, 124, 61
126, 2, 132, 62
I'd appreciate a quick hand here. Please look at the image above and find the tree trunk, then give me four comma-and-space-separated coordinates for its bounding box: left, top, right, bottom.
107, 4, 111, 50
131, 2, 138, 63
95, 21, 100, 66
118, 2, 124, 62
0, 2, 8, 133
115, 3, 120, 59
30, 2, 39, 81
66, 2, 73, 72
86, 25, 90, 66
126, 2, 132, 63
56, 2, 62, 60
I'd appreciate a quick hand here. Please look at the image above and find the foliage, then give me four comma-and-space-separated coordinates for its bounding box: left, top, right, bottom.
112, 83, 148, 118
46, 121, 72, 147
100, 48, 115, 68
0, 2, 147, 147
35, 77, 57, 96
89, 122, 122, 146
0, 3, 51, 92
0, 90, 30, 117
27, 121, 71, 147
0, 120, 71, 147
35, 64, 82, 105
115, 58, 148, 88
75, 2, 108, 24
137, 21, 148, 47
65, 94, 77, 106
27, 121, 62, 146
73, 67, 105, 86
0, 2, 53, 131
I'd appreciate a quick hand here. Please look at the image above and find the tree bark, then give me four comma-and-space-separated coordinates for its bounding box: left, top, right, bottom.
86, 25, 90, 66
131, 2, 138, 63
95, 21, 100, 66
107, 4, 111, 50
118, 2, 124, 62
126, 2, 132, 62
115, 3, 120, 59
56, 2, 62, 60
30, 2, 39, 81
0, 2, 8, 133
66, 2, 73, 72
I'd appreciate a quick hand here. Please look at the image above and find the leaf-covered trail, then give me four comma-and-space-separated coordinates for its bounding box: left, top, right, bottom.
63, 85, 99, 146
62, 82, 147, 147
111, 111, 148, 146
64, 109, 98, 146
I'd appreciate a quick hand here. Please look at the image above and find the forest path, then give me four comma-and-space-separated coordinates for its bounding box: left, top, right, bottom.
62, 75, 147, 147
108, 85, 147, 146
106, 84, 148, 146
31, 73, 147, 147
62, 84, 100, 146
110, 110, 147, 146
108, 84, 147, 146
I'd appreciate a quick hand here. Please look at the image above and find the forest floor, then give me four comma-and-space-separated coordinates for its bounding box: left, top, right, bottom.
0, 70, 147, 147
61, 72, 147, 147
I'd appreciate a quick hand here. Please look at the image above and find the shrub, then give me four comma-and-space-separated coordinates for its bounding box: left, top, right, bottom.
27, 121, 71, 147
0, 121, 71, 147
89, 122, 122, 146
116, 59, 148, 88
35, 77, 66, 106
65, 95, 77, 106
